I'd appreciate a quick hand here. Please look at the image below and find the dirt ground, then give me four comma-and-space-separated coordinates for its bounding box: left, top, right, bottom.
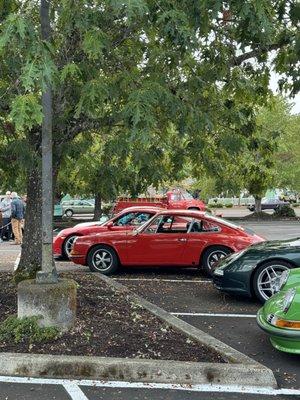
0, 272, 223, 363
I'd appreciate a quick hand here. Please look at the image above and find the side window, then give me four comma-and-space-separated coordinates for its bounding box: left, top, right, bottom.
114, 212, 135, 226
188, 219, 221, 233
170, 193, 181, 201
143, 216, 165, 234
202, 219, 221, 233
144, 215, 192, 234
118, 212, 153, 226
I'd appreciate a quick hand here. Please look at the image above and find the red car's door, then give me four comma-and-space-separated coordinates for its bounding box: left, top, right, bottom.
125, 232, 187, 265
125, 215, 190, 265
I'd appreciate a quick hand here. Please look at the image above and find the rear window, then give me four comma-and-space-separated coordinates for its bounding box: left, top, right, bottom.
205, 214, 241, 230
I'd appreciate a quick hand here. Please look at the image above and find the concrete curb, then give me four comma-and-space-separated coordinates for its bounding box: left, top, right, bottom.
0, 272, 277, 388
0, 352, 276, 388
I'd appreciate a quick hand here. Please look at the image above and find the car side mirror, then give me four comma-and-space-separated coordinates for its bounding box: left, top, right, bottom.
106, 221, 114, 229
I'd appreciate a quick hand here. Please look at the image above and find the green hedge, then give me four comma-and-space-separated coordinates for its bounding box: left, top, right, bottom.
209, 203, 224, 208
274, 205, 296, 218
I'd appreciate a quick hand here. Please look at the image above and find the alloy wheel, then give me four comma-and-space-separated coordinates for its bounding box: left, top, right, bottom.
64, 235, 78, 258
207, 250, 228, 269
257, 265, 289, 301
92, 250, 113, 271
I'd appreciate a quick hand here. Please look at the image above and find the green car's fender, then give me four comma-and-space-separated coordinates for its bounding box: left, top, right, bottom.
257, 269, 300, 354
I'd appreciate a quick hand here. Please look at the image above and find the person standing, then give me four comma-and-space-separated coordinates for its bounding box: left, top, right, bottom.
0, 191, 12, 241
10, 192, 25, 245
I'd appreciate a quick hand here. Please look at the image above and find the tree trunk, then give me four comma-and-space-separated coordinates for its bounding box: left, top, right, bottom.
255, 196, 262, 213
14, 165, 42, 283
93, 192, 102, 221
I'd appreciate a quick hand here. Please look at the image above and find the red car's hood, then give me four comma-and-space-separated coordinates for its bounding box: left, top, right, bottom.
76, 229, 133, 243
56, 224, 111, 237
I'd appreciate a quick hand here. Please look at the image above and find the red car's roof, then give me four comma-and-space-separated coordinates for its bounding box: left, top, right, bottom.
154, 210, 206, 217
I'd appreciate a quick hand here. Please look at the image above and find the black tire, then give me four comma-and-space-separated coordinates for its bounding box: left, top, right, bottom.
65, 209, 74, 218
62, 235, 78, 260
188, 207, 200, 211
252, 260, 293, 303
201, 246, 232, 276
248, 205, 255, 212
87, 245, 119, 275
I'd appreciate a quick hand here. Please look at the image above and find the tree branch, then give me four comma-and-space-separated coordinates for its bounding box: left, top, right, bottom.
231, 42, 289, 66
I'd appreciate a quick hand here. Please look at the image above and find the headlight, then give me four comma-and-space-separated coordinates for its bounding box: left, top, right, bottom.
282, 288, 296, 313
273, 270, 290, 293
213, 269, 224, 276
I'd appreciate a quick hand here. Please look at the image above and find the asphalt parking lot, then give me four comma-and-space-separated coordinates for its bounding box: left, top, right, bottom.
0, 220, 299, 399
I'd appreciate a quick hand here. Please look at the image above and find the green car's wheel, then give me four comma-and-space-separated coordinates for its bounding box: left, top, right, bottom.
253, 260, 293, 303
202, 246, 232, 276
87, 245, 119, 275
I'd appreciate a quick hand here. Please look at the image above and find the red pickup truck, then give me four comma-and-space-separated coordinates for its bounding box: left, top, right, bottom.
113, 189, 206, 214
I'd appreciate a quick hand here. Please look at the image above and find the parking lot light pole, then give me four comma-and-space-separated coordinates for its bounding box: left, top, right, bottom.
36, 0, 58, 284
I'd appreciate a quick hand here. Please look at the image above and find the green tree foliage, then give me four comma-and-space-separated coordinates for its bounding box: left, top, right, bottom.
58, 125, 187, 218
197, 97, 298, 211
276, 113, 300, 191
0, 1, 299, 276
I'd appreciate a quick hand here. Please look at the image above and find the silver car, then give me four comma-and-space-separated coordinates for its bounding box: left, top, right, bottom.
61, 200, 94, 217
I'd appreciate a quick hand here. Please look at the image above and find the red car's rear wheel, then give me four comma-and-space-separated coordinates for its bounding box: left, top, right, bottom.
202, 246, 232, 276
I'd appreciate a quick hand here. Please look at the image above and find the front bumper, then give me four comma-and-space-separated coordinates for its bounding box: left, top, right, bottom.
52, 236, 64, 258
257, 308, 300, 354
212, 269, 252, 298
69, 254, 86, 265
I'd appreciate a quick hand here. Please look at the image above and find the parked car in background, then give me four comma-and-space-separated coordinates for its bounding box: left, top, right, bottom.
213, 237, 300, 303
113, 188, 206, 214
257, 268, 300, 354
247, 197, 290, 212
70, 210, 264, 275
53, 206, 161, 259
61, 199, 95, 217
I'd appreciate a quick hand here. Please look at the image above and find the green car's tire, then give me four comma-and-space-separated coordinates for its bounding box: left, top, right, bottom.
253, 260, 293, 303
87, 245, 119, 275
202, 246, 232, 277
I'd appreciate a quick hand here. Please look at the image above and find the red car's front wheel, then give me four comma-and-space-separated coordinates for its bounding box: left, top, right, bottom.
87, 245, 119, 275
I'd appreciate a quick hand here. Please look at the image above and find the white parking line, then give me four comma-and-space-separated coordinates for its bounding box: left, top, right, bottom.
0, 249, 20, 252
115, 278, 211, 283
0, 376, 299, 397
171, 312, 256, 318
63, 382, 89, 400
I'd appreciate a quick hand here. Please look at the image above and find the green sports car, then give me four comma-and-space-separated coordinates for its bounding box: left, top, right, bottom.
257, 268, 300, 353
213, 238, 300, 303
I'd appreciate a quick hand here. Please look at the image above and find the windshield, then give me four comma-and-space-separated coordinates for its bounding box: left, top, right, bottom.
182, 191, 194, 200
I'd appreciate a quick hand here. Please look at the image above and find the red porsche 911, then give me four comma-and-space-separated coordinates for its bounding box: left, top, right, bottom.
53, 206, 162, 259
70, 210, 265, 275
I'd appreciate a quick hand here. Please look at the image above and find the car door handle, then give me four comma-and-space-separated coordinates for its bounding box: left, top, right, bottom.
178, 238, 187, 242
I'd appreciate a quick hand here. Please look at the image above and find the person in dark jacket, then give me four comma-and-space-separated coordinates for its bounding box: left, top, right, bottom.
10, 192, 25, 245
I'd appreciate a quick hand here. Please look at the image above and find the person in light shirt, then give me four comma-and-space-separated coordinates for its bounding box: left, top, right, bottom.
0, 191, 12, 242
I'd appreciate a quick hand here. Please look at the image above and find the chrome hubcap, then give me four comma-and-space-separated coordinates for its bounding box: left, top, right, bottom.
92, 250, 113, 271
207, 251, 227, 269
65, 236, 77, 257
257, 265, 289, 300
